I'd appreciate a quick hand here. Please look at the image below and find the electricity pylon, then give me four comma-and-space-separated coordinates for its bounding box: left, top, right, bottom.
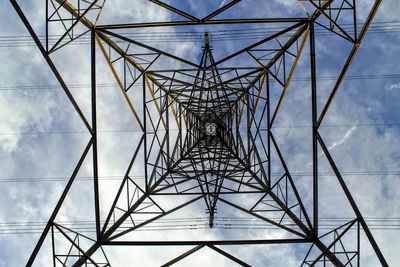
10, 0, 388, 266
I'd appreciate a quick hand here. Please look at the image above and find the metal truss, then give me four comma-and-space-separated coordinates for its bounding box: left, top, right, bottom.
10, 0, 388, 266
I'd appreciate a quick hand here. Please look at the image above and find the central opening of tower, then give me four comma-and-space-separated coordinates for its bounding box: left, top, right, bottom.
145, 31, 269, 229
184, 32, 235, 227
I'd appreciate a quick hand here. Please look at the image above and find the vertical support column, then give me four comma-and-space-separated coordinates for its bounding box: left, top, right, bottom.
357, 220, 360, 267
165, 87, 170, 167
266, 73, 271, 188
352, 0, 358, 41
246, 92, 251, 166
91, 28, 101, 241
143, 74, 148, 192
45, 0, 49, 52
51, 225, 56, 267
235, 102, 239, 158
179, 103, 183, 157
123, 58, 127, 90
309, 22, 318, 238
187, 113, 191, 149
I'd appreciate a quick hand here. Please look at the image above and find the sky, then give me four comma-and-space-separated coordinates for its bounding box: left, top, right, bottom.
0, 0, 399, 266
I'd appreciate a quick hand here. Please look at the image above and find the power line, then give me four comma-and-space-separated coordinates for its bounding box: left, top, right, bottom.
1, 170, 399, 183
0, 21, 399, 47
0, 73, 398, 92
0, 123, 399, 137
0, 217, 398, 235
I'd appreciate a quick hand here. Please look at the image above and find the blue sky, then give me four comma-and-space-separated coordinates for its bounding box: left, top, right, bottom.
0, 0, 399, 266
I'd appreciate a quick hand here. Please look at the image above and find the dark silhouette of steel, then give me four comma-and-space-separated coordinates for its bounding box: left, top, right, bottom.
9, 0, 389, 266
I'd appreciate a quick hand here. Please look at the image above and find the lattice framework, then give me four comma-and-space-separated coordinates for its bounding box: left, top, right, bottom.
10, 0, 388, 266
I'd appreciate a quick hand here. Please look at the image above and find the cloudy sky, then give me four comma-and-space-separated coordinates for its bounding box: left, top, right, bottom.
0, 0, 399, 266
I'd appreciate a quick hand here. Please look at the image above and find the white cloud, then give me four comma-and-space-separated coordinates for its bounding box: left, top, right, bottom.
387, 83, 400, 91
328, 125, 357, 150
1, 0, 399, 266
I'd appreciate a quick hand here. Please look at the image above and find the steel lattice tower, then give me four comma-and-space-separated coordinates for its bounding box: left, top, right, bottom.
10, 0, 388, 266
